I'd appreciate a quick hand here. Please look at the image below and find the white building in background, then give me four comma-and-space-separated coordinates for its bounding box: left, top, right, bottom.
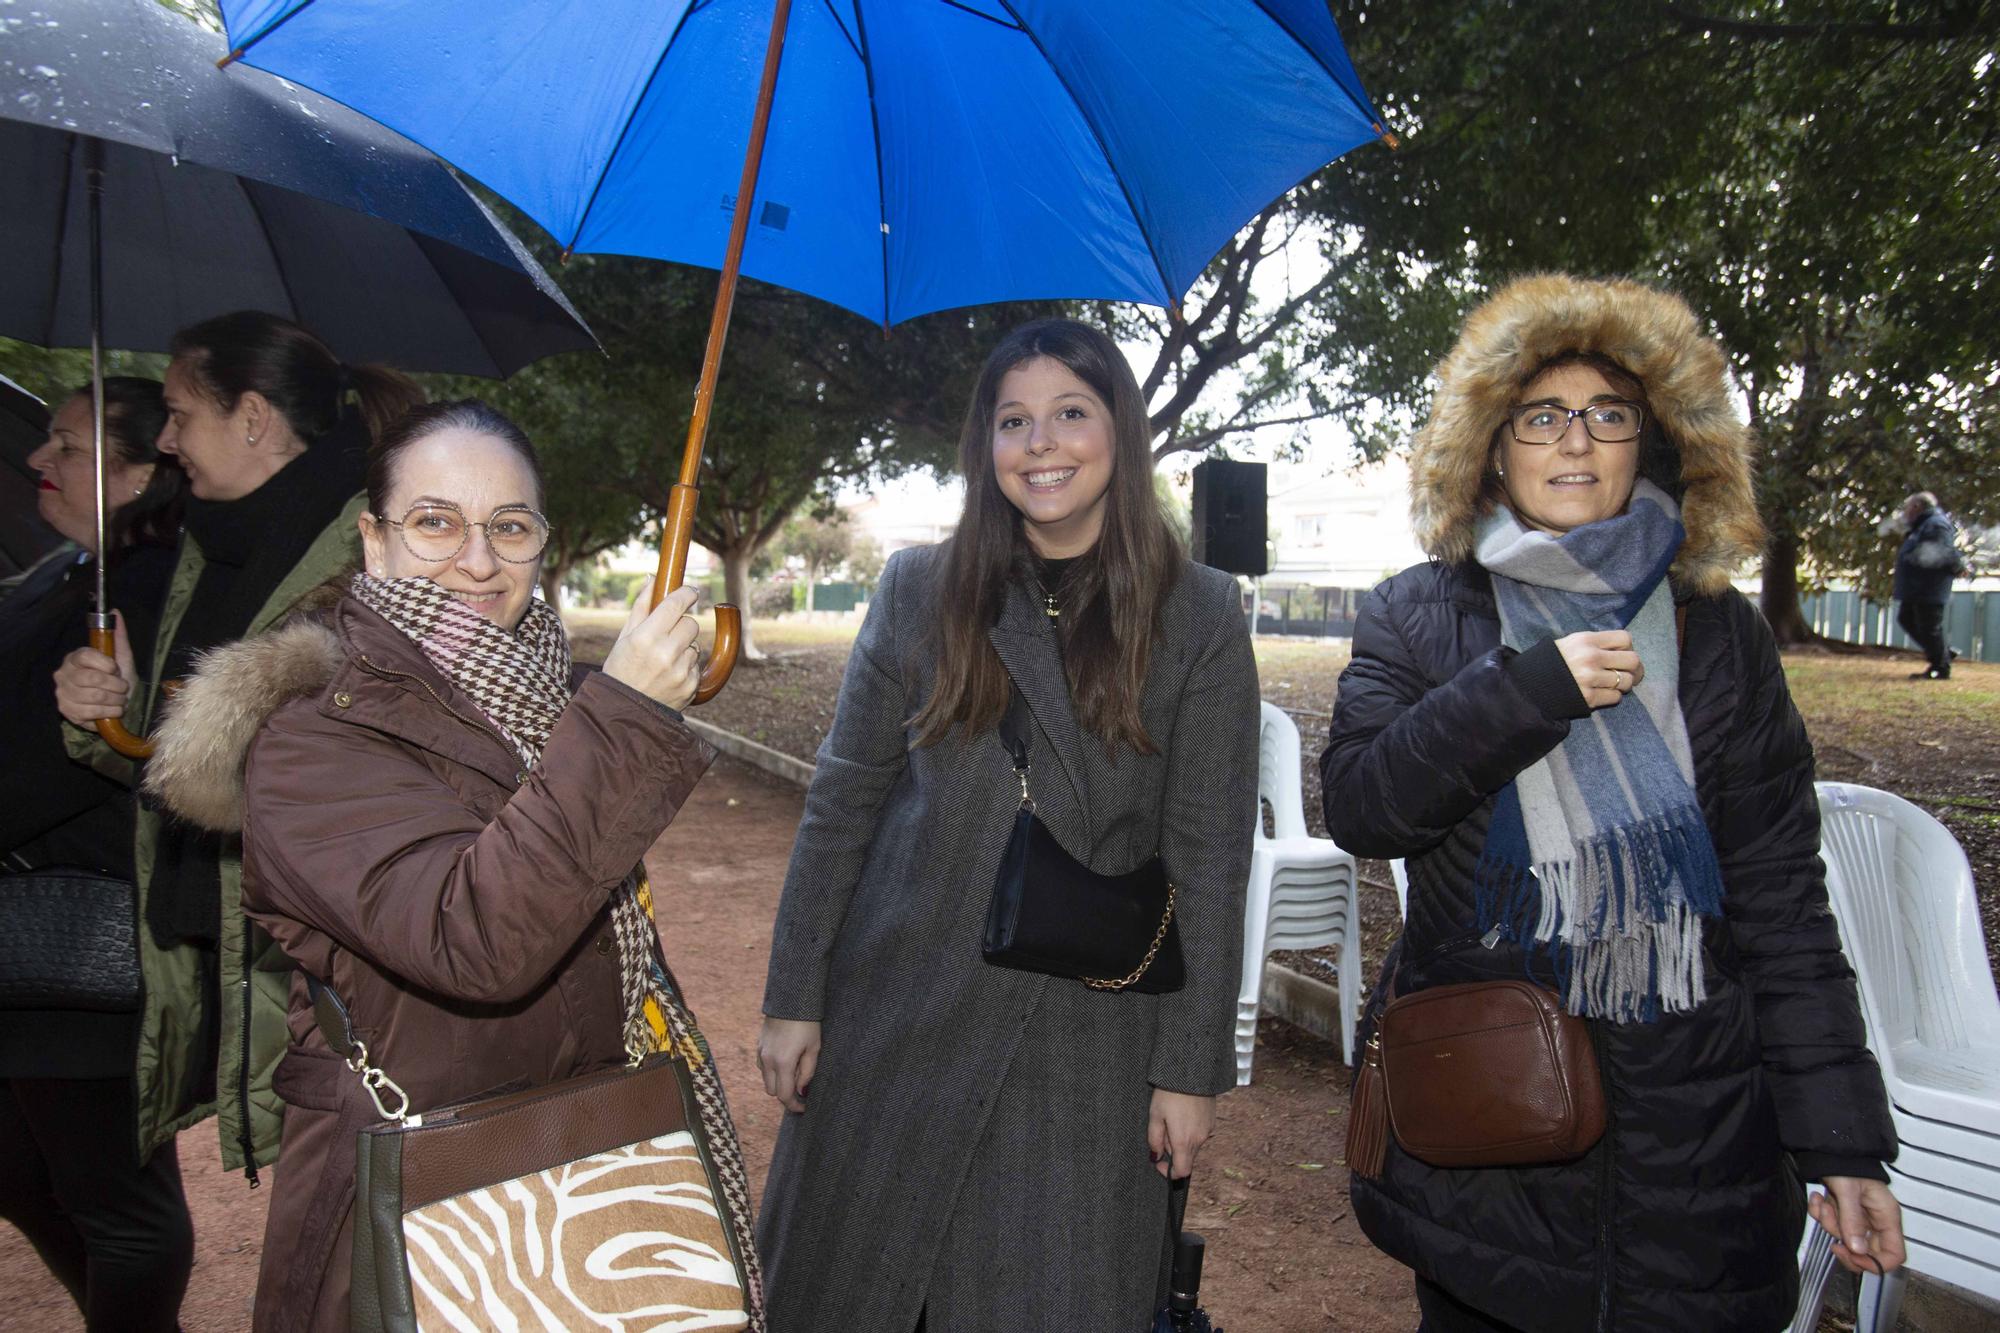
1265, 454, 1425, 589
840, 472, 963, 555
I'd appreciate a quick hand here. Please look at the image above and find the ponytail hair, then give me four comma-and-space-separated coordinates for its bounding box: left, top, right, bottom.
168, 311, 423, 447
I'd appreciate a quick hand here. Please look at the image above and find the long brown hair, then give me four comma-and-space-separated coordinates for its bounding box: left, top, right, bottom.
913, 319, 1183, 753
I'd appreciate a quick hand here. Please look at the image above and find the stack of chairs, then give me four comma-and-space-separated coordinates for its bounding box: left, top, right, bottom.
1235, 703, 1360, 1083
1791, 782, 2000, 1330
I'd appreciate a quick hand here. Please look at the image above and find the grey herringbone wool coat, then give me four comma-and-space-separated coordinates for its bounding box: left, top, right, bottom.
757, 544, 1259, 1333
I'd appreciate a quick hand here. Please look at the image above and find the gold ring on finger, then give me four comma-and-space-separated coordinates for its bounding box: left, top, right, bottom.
1613, 668, 1626, 691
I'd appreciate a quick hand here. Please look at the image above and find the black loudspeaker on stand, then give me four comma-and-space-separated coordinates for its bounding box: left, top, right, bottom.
1190, 459, 1268, 576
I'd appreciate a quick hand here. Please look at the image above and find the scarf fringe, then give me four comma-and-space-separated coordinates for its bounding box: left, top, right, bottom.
1476, 802, 1726, 1024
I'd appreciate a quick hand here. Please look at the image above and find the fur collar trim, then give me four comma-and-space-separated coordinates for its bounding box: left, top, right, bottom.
142, 617, 343, 834
1410, 274, 1765, 595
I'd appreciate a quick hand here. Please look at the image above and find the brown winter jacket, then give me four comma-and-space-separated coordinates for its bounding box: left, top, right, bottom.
145, 594, 715, 1331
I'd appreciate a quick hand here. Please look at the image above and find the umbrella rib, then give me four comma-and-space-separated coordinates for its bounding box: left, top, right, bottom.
932, 0, 1022, 31
991, 0, 1176, 308
237, 181, 308, 327
1244, 0, 1389, 129
43, 135, 83, 344
849, 0, 896, 326
223, 0, 326, 65
818, 0, 861, 59
564, 2, 706, 256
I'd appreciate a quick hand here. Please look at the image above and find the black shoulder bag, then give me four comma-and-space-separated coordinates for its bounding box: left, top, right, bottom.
0, 865, 141, 1012
980, 684, 1184, 994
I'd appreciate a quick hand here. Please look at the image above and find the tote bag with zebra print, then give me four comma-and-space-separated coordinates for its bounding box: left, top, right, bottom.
316, 941, 763, 1331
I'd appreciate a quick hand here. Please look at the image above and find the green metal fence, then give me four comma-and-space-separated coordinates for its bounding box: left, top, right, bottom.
1798, 589, 1998, 662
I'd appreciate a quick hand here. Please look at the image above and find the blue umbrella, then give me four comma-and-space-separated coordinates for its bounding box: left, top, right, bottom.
218, 0, 1392, 701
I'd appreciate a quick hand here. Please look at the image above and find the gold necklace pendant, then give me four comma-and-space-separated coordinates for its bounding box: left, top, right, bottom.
1035, 579, 1060, 618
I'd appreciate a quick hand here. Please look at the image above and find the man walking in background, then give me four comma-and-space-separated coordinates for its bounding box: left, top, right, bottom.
1894, 490, 1965, 680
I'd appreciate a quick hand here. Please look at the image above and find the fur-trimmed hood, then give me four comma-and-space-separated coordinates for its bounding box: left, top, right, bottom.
142, 572, 353, 833
142, 617, 345, 834
1410, 274, 1765, 595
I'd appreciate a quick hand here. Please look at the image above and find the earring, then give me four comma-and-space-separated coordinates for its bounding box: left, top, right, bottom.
246, 433, 258, 447
133, 486, 144, 497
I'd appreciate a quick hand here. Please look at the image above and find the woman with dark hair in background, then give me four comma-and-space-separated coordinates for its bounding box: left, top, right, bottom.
1323, 275, 1900, 1332
51, 310, 422, 1198
755, 318, 1260, 1332
0, 378, 190, 1330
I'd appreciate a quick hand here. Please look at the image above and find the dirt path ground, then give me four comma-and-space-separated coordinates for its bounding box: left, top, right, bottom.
1, 755, 1416, 1332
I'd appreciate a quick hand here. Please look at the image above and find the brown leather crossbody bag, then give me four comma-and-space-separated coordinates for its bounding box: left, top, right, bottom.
1347, 978, 1605, 1177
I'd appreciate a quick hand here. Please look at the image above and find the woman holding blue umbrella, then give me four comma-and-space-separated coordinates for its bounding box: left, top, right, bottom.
757, 318, 1260, 1331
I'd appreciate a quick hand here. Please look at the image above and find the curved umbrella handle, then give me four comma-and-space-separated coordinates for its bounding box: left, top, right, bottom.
651, 481, 739, 704
693, 606, 741, 706
88, 619, 155, 759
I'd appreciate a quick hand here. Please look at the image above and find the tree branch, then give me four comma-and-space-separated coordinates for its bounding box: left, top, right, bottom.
1653, 2, 1995, 43
1153, 410, 1344, 460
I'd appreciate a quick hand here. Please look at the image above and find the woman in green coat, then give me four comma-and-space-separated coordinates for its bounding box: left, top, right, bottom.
53, 311, 421, 1185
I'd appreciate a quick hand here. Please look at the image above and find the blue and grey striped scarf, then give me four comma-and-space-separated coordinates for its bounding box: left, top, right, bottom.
1473, 481, 1725, 1023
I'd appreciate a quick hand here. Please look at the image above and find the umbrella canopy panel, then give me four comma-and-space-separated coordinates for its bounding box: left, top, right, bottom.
220, 0, 1387, 325
1, 0, 593, 375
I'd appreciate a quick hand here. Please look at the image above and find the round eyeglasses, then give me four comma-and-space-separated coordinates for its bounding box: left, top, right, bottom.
374, 502, 550, 563
1506, 400, 1645, 445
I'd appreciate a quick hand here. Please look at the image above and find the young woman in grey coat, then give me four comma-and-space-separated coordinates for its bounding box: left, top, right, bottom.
755, 318, 1260, 1332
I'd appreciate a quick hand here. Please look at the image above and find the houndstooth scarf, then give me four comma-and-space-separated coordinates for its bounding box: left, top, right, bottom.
1472, 481, 1727, 1024
348, 573, 767, 1326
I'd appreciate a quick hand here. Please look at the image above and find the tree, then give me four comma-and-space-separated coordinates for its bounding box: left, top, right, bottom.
1294, 0, 2000, 640
847, 531, 886, 590
773, 510, 853, 612
0, 344, 165, 406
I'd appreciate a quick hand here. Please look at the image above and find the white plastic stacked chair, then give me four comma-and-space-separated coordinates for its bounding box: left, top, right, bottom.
1800, 781, 2000, 1330
1236, 703, 1360, 1083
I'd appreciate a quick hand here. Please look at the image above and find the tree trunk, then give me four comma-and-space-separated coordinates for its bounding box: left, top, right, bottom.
1759, 524, 1814, 646
804, 574, 816, 613
539, 559, 570, 611
720, 544, 767, 661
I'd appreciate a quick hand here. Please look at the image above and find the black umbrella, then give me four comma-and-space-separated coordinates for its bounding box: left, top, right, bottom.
1, 0, 597, 756
0, 0, 593, 376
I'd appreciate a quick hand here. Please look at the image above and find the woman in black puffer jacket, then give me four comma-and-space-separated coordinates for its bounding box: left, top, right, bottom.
1323, 275, 1901, 1333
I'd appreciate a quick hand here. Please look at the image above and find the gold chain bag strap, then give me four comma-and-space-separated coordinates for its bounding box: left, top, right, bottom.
980, 682, 1185, 993
328, 870, 764, 1332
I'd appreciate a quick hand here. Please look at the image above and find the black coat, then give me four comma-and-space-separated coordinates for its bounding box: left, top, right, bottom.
0, 542, 175, 1079
1321, 560, 1896, 1333
1893, 508, 1962, 605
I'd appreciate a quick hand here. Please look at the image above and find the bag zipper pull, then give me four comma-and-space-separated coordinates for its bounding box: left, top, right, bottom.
1481, 925, 1504, 949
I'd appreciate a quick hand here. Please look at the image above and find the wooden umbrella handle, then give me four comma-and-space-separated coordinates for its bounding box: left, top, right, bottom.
650, 482, 740, 704
87, 620, 155, 759
693, 607, 741, 706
